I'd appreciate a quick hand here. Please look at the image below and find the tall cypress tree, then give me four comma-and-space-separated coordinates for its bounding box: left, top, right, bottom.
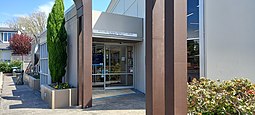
47, 0, 67, 83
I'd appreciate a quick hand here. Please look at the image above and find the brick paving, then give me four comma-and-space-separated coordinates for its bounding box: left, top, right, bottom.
0, 74, 145, 115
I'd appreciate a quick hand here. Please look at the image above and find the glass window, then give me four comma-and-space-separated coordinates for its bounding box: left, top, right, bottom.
2, 32, 14, 42
188, 0, 199, 38
8, 33, 12, 41
3, 33, 8, 42
187, 0, 200, 82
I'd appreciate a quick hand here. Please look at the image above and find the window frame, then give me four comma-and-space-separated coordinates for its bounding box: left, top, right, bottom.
2, 32, 14, 43
199, 0, 206, 77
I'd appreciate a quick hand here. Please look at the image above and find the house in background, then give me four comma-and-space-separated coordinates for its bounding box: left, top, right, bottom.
0, 27, 18, 62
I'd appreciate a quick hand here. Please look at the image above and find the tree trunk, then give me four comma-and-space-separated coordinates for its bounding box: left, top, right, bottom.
22, 55, 24, 70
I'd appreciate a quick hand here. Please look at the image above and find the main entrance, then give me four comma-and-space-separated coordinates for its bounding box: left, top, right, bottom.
92, 43, 134, 90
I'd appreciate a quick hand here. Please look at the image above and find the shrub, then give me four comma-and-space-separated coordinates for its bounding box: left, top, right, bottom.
0, 62, 11, 73
0, 61, 22, 73
50, 83, 72, 89
188, 77, 255, 115
9, 60, 22, 69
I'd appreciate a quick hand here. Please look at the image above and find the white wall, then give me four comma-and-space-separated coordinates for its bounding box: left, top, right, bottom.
204, 0, 255, 82
0, 50, 12, 61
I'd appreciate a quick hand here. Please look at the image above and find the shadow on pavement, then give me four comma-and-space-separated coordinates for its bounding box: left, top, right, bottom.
1, 76, 49, 109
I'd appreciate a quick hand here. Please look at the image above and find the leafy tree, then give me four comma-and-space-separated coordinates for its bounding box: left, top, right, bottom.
7, 12, 47, 44
9, 34, 32, 61
47, 0, 67, 83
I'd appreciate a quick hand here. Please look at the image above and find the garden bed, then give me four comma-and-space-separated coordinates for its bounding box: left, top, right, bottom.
24, 74, 40, 91
40, 84, 77, 109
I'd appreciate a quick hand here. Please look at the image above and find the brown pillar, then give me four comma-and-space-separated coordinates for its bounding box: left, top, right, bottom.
146, 0, 187, 115
74, 0, 92, 108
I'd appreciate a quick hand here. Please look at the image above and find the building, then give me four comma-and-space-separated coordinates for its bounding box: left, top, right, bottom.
39, 0, 255, 114
40, 2, 146, 92
39, 0, 255, 93
0, 27, 18, 62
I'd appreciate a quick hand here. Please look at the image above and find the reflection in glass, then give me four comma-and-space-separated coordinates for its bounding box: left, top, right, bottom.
187, 0, 199, 38
187, 39, 199, 81
3, 33, 7, 42
92, 45, 104, 89
92, 44, 134, 89
106, 74, 133, 87
187, 0, 200, 81
105, 46, 127, 73
92, 75, 104, 88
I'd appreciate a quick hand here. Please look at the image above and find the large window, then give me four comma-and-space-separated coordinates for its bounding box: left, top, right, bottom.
2, 32, 15, 43
187, 0, 200, 81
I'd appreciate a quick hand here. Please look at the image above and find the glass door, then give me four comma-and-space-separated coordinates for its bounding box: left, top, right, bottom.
92, 44, 134, 90
92, 45, 105, 90
105, 45, 134, 89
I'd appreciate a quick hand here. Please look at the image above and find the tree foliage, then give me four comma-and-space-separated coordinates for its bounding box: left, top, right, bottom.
9, 34, 32, 55
7, 12, 47, 43
47, 0, 67, 83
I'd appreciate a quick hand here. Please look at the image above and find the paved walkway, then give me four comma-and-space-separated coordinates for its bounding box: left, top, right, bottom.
0, 75, 145, 115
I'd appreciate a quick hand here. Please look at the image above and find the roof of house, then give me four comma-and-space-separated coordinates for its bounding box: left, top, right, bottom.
0, 27, 18, 32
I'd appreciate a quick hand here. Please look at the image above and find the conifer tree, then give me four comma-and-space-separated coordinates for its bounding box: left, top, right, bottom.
47, 0, 67, 83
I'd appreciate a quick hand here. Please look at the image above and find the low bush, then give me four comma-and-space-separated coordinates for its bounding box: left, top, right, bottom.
0, 62, 11, 73
188, 77, 255, 115
0, 61, 22, 73
50, 83, 73, 89
9, 60, 22, 69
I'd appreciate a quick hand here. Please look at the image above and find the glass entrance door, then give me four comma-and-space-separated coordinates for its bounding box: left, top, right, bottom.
92, 45, 105, 90
92, 44, 134, 90
105, 46, 134, 89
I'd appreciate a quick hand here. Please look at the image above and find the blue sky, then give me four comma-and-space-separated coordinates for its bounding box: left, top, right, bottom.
0, 0, 111, 26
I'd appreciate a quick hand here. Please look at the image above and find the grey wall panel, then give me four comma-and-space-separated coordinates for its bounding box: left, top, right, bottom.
124, 0, 138, 17
65, 7, 78, 87
135, 42, 145, 93
204, 0, 255, 82
93, 12, 143, 39
112, 0, 125, 15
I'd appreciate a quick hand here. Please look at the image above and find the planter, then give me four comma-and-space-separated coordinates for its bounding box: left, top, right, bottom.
4, 73, 13, 76
0, 72, 3, 89
40, 84, 77, 109
24, 74, 40, 91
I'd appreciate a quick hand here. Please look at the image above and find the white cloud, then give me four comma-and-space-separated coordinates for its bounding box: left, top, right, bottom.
37, 1, 54, 15
12, 1, 54, 18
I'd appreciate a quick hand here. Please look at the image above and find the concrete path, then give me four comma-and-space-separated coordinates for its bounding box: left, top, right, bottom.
0, 75, 145, 115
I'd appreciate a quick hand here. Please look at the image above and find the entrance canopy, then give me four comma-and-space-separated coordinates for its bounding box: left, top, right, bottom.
66, 6, 143, 42
92, 11, 143, 41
